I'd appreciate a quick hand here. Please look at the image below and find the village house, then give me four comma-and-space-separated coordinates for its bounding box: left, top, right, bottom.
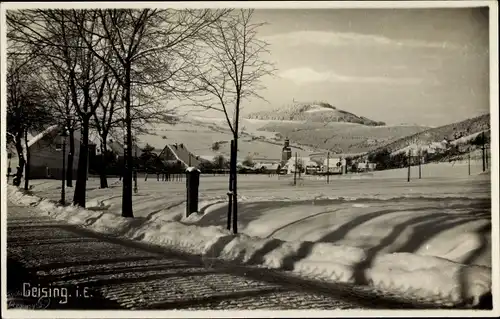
253, 158, 282, 172
7, 125, 150, 180
309, 152, 347, 174
322, 157, 346, 174
7, 125, 85, 180
158, 143, 202, 169
285, 156, 317, 174
356, 162, 377, 172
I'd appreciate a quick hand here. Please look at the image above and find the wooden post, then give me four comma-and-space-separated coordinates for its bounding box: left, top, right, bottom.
326, 152, 330, 184
407, 149, 411, 182
185, 168, 200, 218
293, 152, 298, 186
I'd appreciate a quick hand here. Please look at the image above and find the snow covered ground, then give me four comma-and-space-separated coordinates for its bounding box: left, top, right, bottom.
7, 161, 492, 307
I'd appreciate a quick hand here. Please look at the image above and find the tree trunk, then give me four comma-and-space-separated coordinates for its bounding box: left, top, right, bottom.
231, 136, 238, 234
73, 117, 90, 207
23, 130, 31, 191
227, 140, 235, 231
13, 132, 25, 187
66, 128, 75, 187
232, 96, 241, 234
99, 144, 109, 189
122, 64, 134, 218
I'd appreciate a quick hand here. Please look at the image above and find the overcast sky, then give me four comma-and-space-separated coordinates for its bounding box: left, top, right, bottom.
243, 7, 490, 127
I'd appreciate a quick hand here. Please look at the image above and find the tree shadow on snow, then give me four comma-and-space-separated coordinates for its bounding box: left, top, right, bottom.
266, 208, 342, 239
349, 213, 472, 286
457, 223, 492, 309
279, 206, 489, 285
194, 201, 320, 230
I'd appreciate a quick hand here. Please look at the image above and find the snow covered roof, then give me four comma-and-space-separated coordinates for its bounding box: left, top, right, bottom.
286, 156, 319, 166
450, 130, 487, 146
27, 125, 59, 148
323, 158, 345, 167
258, 163, 281, 170
304, 104, 336, 113
198, 155, 217, 162
391, 141, 448, 156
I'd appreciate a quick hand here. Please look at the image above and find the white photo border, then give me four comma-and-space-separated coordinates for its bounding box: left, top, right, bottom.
1, 1, 498, 318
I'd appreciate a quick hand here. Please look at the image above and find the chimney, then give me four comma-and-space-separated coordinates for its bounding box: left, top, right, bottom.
180, 143, 184, 148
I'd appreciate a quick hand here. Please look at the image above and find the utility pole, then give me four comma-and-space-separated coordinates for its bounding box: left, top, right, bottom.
482, 132, 486, 172
407, 149, 411, 182
418, 149, 422, 179
326, 152, 330, 184
468, 146, 471, 176
294, 152, 298, 186
485, 136, 488, 170
486, 147, 488, 170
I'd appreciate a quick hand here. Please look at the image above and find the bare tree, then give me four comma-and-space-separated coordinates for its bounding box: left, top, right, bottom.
38, 62, 80, 187
6, 53, 53, 190
76, 8, 231, 217
191, 9, 276, 233
91, 75, 122, 189
8, 9, 112, 207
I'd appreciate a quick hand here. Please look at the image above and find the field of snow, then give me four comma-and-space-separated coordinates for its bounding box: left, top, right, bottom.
7, 160, 492, 307
136, 118, 319, 159
256, 121, 431, 154
191, 116, 282, 140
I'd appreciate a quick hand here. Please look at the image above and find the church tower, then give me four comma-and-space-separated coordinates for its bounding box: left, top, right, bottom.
281, 138, 292, 164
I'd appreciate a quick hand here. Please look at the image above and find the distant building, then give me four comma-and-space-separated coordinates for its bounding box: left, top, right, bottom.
356, 162, 377, 172
322, 157, 344, 174
106, 139, 142, 159
285, 156, 316, 174
8, 125, 91, 180
158, 143, 202, 169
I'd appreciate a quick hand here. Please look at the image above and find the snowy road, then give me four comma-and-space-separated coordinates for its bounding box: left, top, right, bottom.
7, 204, 447, 310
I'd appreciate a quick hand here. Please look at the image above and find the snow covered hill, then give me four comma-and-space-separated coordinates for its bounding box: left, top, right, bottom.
371, 113, 490, 156
247, 101, 386, 126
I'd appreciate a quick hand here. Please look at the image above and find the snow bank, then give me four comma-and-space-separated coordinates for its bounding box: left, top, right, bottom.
7, 185, 491, 307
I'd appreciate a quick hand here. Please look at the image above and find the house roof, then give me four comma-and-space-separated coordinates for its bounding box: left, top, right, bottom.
286, 156, 319, 166
27, 125, 59, 148
24, 125, 146, 157
103, 138, 142, 156
198, 155, 219, 162
161, 143, 202, 167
